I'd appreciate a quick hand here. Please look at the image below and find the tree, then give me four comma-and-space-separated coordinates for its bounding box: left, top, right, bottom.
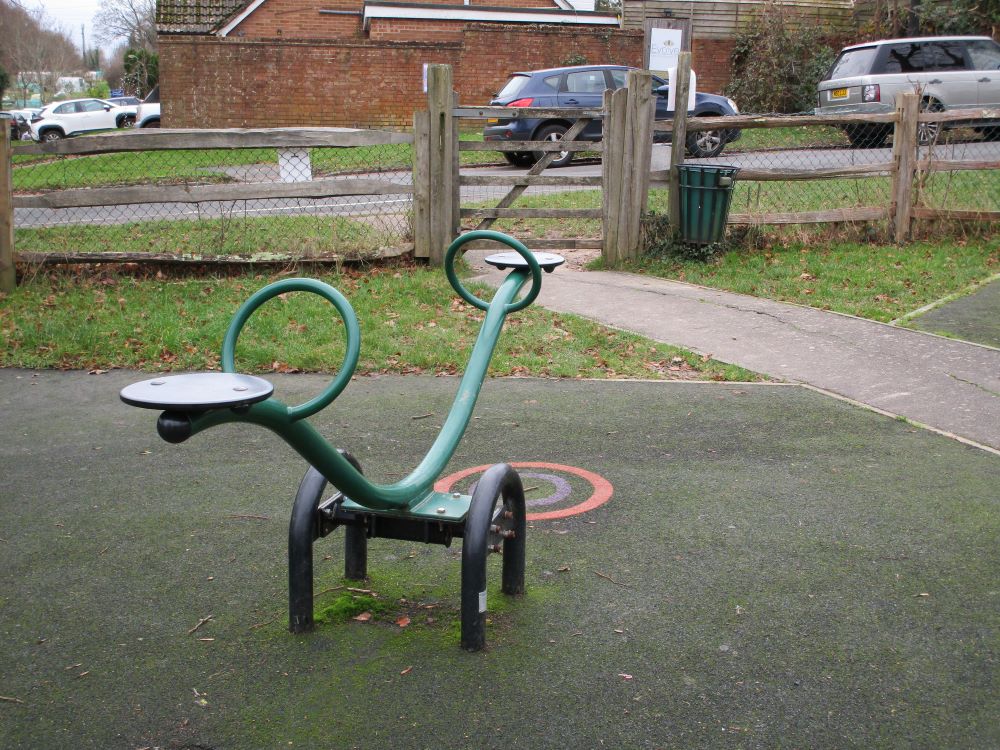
94, 0, 157, 51
0, 0, 80, 105
865, 0, 1000, 37
725, 1, 837, 114
0, 64, 10, 104
122, 47, 158, 97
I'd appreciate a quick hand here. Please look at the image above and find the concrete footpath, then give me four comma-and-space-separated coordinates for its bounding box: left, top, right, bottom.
476, 262, 1000, 452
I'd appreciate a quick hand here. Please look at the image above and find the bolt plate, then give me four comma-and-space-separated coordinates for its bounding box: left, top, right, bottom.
340, 491, 471, 522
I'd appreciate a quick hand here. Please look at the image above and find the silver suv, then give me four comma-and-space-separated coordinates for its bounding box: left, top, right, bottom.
816, 36, 1000, 147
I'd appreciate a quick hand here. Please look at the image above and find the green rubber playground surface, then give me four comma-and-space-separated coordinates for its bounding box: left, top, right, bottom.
1, 370, 998, 749
906, 277, 1000, 349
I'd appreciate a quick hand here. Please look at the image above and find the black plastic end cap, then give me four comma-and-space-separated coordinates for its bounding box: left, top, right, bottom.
156, 411, 193, 444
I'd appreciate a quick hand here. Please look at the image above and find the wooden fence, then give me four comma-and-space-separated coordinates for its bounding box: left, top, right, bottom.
416, 59, 1000, 263
0, 126, 416, 290
2, 70, 999, 293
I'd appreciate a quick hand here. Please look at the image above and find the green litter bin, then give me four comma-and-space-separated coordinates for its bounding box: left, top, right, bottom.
677, 164, 739, 245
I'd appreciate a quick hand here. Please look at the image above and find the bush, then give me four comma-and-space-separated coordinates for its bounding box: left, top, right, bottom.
725, 0, 837, 114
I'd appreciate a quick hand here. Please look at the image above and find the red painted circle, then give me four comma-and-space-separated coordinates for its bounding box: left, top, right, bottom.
434, 461, 613, 521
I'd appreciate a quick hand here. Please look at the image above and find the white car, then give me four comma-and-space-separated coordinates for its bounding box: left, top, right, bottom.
816, 36, 1000, 146
29, 97, 135, 141
134, 85, 160, 128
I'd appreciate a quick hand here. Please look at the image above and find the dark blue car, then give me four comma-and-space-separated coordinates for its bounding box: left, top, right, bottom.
483, 64, 741, 167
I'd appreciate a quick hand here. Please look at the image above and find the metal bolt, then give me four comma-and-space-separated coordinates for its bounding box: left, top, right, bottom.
233, 385, 248, 392
490, 524, 500, 534
436, 507, 447, 514
452, 492, 461, 499
500, 530, 516, 539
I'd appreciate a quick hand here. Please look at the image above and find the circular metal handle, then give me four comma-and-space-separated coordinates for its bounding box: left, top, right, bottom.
221, 278, 360, 421
444, 230, 543, 313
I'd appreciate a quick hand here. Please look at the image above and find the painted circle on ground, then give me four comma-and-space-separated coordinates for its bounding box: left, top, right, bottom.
434, 461, 613, 521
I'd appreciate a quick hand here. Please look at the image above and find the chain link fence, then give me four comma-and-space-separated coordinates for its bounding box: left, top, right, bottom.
6, 111, 999, 269
11, 135, 417, 263
687, 114, 1000, 223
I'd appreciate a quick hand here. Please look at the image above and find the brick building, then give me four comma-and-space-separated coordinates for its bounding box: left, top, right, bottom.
156, 0, 642, 128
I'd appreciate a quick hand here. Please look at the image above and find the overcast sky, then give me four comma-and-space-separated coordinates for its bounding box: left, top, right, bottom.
31, 0, 113, 55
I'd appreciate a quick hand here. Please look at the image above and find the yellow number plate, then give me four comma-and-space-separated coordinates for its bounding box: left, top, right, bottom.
830, 88, 849, 100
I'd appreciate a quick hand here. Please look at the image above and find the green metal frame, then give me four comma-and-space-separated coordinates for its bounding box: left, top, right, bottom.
175, 230, 542, 515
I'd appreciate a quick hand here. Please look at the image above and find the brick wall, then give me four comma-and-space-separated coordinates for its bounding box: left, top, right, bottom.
369, 19, 467, 42
159, 25, 644, 128
690, 38, 735, 94
233, 0, 363, 39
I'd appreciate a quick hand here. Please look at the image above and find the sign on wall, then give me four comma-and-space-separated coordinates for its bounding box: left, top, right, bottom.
644, 18, 695, 111
648, 28, 682, 74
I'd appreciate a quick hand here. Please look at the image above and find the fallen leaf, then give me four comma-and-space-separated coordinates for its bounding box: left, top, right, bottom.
353, 612, 372, 622
396, 616, 411, 628
400, 666, 413, 675
557, 565, 571, 572
618, 673, 633, 680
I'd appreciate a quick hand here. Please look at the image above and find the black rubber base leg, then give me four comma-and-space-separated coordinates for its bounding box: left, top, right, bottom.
288, 467, 327, 633
460, 463, 525, 652
344, 522, 368, 580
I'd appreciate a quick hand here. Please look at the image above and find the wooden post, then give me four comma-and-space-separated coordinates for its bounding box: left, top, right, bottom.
451, 90, 460, 239
892, 92, 919, 243
668, 52, 691, 239
0, 126, 14, 293
622, 69, 654, 259
426, 64, 456, 265
602, 87, 627, 264
412, 110, 431, 259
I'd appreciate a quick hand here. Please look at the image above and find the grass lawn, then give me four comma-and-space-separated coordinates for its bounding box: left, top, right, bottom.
0, 266, 757, 381
15, 215, 401, 259
624, 234, 1000, 322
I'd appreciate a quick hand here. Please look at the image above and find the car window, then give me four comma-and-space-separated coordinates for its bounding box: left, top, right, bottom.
53, 103, 74, 115
541, 75, 560, 92
565, 70, 607, 94
880, 42, 965, 73
610, 70, 627, 89
495, 75, 531, 99
828, 47, 878, 78
78, 100, 107, 113
967, 40, 1000, 70
927, 42, 967, 71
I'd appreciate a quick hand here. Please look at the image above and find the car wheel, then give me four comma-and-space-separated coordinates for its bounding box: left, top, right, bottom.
845, 125, 889, 149
41, 130, 63, 142
121, 115, 136, 128
533, 124, 573, 168
141, 119, 160, 129
917, 99, 944, 146
502, 151, 534, 167
685, 123, 725, 158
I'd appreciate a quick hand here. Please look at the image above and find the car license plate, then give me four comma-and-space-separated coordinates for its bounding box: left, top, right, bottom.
830, 88, 849, 100
487, 118, 498, 124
